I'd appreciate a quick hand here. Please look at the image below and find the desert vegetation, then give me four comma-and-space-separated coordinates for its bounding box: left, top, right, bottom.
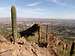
0, 6, 75, 56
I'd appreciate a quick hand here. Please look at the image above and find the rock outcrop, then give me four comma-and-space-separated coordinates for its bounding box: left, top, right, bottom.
0, 33, 73, 56
47, 33, 72, 56
0, 37, 51, 56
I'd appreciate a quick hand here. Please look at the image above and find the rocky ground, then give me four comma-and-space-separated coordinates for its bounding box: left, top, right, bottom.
0, 34, 73, 56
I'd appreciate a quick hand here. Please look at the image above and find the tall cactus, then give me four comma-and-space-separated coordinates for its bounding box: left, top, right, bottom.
11, 5, 17, 44
38, 25, 40, 44
46, 25, 48, 42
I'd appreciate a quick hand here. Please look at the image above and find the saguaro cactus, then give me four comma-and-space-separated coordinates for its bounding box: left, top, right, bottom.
38, 25, 40, 44
11, 5, 17, 43
46, 25, 48, 42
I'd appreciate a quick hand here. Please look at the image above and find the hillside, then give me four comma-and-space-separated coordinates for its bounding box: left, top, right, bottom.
0, 33, 73, 56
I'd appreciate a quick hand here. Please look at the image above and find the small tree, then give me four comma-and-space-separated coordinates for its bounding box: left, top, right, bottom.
11, 5, 17, 44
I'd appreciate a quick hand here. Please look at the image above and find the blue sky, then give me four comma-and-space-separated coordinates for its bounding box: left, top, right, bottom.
0, 0, 75, 19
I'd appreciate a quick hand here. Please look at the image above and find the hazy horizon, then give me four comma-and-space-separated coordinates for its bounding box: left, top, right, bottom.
0, 17, 75, 24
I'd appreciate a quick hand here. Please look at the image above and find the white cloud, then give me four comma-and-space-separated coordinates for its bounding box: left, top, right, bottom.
0, 7, 11, 22
25, 2, 40, 7
48, 0, 66, 6
46, 0, 73, 7
16, 7, 49, 18
0, 6, 47, 18
16, 7, 75, 19
0, 7, 10, 17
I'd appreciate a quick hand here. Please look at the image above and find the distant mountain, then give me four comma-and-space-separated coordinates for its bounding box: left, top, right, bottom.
0, 17, 75, 26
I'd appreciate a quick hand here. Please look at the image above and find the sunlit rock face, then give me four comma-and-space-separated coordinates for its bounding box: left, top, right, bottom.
0, 37, 51, 56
